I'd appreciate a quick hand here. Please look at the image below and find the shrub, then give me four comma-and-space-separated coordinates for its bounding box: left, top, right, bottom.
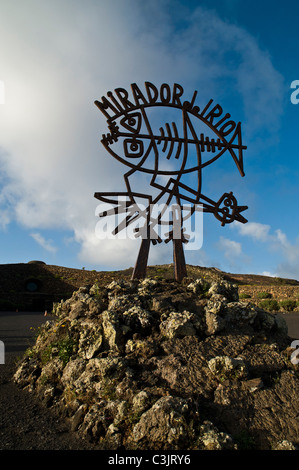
41, 337, 76, 366
239, 293, 251, 299
257, 292, 272, 299
274, 277, 288, 285
279, 299, 297, 312
259, 299, 279, 312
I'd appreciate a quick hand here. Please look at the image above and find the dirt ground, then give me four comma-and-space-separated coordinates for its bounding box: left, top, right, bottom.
0, 311, 102, 450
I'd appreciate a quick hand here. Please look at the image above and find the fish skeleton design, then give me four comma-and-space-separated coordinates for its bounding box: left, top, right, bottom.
94, 82, 248, 280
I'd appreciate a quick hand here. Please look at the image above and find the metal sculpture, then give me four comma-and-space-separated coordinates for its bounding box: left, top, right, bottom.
94, 82, 248, 281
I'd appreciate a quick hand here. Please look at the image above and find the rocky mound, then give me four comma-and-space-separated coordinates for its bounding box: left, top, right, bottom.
14, 277, 299, 450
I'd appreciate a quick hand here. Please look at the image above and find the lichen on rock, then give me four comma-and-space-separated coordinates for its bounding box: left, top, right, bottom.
160, 310, 197, 339
208, 356, 248, 381
129, 396, 194, 450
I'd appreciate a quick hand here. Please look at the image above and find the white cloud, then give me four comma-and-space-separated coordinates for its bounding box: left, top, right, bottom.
0, 209, 10, 230
30, 232, 57, 254
77, 230, 138, 270
216, 235, 253, 273
0, 1, 284, 268
233, 221, 299, 280
217, 236, 242, 258
260, 271, 278, 277
76, 223, 172, 270
274, 234, 299, 279
275, 229, 289, 248
232, 221, 271, 241
273, 229, 299, 266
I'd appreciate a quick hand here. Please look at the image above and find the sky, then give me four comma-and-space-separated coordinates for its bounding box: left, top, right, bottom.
0, 0, 299, 280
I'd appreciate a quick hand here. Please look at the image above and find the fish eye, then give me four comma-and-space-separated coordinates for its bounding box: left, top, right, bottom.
128, 117, 137, 126
124, 138, 144, 158
120, 112, 142, 134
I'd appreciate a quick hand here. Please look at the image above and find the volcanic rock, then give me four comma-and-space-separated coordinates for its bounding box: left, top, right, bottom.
14, 277, 299, 450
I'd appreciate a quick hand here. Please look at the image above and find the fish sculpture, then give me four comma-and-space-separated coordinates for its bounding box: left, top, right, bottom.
94, 82, 248, 280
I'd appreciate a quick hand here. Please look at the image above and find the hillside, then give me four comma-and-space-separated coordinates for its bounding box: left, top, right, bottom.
0, 261, 298, 312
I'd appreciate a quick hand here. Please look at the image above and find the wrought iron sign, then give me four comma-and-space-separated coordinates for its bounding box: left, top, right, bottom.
94, 82, 248, 281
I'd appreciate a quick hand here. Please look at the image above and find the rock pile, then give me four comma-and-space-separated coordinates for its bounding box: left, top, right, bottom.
14, 277, 299, 450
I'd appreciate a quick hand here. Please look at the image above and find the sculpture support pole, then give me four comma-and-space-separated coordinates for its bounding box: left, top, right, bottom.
173, 239, 187, 282
131, 238, 151, 280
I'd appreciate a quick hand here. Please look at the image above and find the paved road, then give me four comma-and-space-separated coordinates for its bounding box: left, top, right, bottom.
0, 311, 50, 357
277, 312, 299, 340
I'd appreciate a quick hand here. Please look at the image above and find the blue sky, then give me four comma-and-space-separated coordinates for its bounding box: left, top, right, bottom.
0, 0, 299, 280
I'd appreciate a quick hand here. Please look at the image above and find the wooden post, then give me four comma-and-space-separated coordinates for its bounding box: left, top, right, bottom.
173, 238, 187, 282
131, 238, 151, 280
